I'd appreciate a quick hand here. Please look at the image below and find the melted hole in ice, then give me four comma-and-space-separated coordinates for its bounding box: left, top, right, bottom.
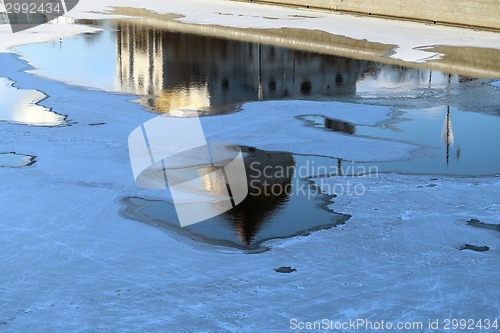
297, 115, 356, 134
0, 153, 36, 168
467, 219, 500, 232
120, 147, 350, 252
0, 78, 66, 127
458, 244, 490, 252
275, 267, 297, 273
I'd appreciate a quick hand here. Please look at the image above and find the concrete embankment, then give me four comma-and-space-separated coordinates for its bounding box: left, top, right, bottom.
243, 0, 500, 31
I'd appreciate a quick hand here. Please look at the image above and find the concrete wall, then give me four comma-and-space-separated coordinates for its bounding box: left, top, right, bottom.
248, 0, 500, 30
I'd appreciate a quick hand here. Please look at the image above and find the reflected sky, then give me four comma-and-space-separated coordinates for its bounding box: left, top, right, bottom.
0, 77, 66, 126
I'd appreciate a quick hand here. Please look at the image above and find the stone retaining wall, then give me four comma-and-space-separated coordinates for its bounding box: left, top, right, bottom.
247, 0, 500, 30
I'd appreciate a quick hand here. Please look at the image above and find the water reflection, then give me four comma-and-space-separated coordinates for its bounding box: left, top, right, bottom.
0, 77, 66, 126
442, 106, 454, 166
13, 19, 475, 114
121, 147, 348, 251
116, 21, 366, 112
222, 147, 294, 245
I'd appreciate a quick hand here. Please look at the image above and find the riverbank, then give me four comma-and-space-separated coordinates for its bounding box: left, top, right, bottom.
238, 0, 500, 31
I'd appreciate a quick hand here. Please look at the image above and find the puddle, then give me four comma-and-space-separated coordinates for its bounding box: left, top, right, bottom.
120, 147, 350, 252
0, 152, 36, 167
458, 244, 490, 252
0, 78, 66, 126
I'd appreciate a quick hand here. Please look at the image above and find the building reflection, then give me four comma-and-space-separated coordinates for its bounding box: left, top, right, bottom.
116, 21, 369, 113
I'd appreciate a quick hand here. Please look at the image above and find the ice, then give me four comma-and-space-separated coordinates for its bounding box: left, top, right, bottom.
491, 80, 500, 88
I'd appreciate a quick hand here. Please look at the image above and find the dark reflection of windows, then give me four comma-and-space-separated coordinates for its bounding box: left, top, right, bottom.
115, 21, 374, 113
269, 46, 276, 61
268, 78, 277, 92
301, 80, 312, 95
221, 78, 230, 91
335, 73, 344, 86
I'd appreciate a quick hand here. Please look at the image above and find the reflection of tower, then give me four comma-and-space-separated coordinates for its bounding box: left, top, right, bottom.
441, 106, 454, 165
257, 44, 263, 101
222, 147, 294, 245
337, 159, 343, 176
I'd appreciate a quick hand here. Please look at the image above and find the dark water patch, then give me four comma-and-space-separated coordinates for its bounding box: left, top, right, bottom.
297, 115, 356, 134
458, 244, 490, 252
120, 147, 350, 252
0, 152, 36, 167
467, 219, 500, 232
275, 267, 297, 273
